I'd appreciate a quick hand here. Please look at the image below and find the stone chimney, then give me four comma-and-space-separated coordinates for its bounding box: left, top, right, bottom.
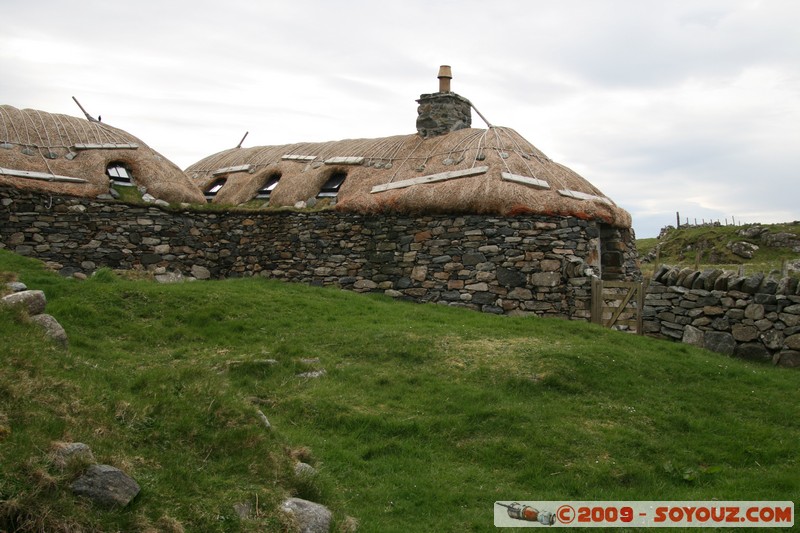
416, 65, 472, 139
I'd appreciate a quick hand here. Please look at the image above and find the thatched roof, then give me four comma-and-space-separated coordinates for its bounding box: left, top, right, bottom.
186, 126, 631, 228
0, 105, 204, 204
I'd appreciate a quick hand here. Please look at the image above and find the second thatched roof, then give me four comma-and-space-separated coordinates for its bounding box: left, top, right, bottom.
186, 126, 631, 228
0, 105, 205, 204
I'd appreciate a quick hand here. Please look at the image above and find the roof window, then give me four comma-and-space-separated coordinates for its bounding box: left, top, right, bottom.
318, 171, 347, 198
256, 174, 281, 199
205, 177, 227, 202
106, 162, 134, 185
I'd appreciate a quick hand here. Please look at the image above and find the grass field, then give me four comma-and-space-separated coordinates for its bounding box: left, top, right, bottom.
1, 249, 798, 532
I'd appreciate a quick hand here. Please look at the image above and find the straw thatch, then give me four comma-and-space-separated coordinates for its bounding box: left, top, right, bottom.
0, 105, 205, 204
186, 126, 631, 228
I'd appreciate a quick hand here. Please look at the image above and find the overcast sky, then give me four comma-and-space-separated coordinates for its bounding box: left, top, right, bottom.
2, 0, 798, 237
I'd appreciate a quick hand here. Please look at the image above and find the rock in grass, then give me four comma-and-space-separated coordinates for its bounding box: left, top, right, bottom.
5, 281, 27, 292
51, 442, 95, 470
294, 462, 317, 478
30, 313, 68, 347
70, 464, 140, 508
257, 409, 272, 430
1, 289, 46, 316
297, 369, 327, 379
281, 497, 332, 533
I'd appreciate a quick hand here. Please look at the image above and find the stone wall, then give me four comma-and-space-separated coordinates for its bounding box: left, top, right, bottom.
0, 187, 639, 319
643, 265, 800, 368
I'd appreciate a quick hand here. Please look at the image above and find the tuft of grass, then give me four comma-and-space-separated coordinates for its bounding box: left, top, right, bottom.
1, 249, 798, 532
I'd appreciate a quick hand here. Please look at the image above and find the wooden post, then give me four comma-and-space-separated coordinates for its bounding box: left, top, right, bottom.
636, 282, 644, 336
591, 278, 602, 325
236, 131, 249, 149
676, 211, 680, 228
71, 96, 99, 122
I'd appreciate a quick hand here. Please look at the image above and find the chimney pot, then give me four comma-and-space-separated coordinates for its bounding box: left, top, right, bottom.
437, 65, 452, 92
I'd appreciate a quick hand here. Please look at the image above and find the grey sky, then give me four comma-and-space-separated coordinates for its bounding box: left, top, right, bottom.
2, 0, 798, 237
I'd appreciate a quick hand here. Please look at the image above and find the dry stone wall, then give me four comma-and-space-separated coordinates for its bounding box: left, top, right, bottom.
643, 265, 800, 368
0, 187, 639, 319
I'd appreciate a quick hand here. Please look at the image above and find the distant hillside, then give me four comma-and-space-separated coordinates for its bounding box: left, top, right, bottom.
637, 221, 800, 277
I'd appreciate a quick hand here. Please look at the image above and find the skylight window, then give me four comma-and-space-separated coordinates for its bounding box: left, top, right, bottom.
106, 162, 133, 185
256, 174, 281, 199
318, 171, 347, 198
205, 177, 227, 202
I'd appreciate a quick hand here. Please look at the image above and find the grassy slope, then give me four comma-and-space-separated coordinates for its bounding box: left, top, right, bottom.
1, 250, 798, 532
638, 222, 800, 277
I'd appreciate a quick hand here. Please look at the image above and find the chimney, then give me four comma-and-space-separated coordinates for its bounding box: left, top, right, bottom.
416, 65, 472, 139
437, 65, 452, 92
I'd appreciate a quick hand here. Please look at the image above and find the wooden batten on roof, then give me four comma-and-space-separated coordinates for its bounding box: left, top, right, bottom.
73, 143, 139, 150
371, 166, 489, 193
558, 189, 614, 206
501, 172, 549, 190
325, 156, 364, 165
213, 164, 252, 175
0, 167, 87, 183
282, 154, 317, 162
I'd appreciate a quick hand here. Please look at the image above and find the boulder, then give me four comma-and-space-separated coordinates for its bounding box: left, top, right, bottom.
281, 497, 332, 533
731, 324, 759, 342
30, 314, 68, 347
774, 350, 800, 368
70, 464, 140, 508
761, 330, 785, 351
51, 442, 95, 470
5, 281, 27, 292
191, 265, 211, 280
704, 331, 736, 356
295, 462, 318, 478
728, 241, 759, 259
1, 290, 46, 316
682, 325, 705, 347
734, 343, 771, 363
496, 267, 526, 288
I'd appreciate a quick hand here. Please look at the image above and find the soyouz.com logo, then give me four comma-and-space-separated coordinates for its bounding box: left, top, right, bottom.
494, 501, 794, 527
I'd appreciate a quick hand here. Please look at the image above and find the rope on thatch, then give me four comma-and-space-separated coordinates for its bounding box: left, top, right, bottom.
387, 136, 423, 183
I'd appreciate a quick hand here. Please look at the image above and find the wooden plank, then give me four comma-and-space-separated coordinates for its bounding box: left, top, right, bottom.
213, 164, 252, 175
73, 143, 138, 150
0, 167, 87, 183
282, 154, 317, 161
371, 166, 489, 194
599, 281, 640, 289
606, 285, 637, 327
591, 277, 602, 325
557, 189, 613, 205
636, 281, 645, 335
324, 156, 364, 165
501, 172, 549, 190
